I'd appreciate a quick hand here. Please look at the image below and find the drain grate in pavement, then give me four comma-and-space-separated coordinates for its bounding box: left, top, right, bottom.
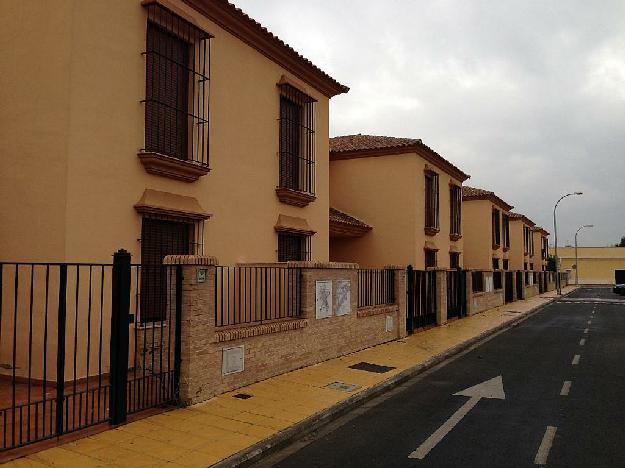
233, 393, 253, 400
326, 381, 361, 392
348, 362, 396, 374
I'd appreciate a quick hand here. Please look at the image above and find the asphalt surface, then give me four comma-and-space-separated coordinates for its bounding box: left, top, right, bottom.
255, 287, 625, 468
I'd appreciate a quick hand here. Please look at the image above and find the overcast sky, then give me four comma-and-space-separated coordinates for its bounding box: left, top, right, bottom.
236, 0, 624, 247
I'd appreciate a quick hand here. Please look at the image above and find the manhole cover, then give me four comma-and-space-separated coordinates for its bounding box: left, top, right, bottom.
326, 381, 361, 392
349, 362, 396, 374
233, 393, 253, 400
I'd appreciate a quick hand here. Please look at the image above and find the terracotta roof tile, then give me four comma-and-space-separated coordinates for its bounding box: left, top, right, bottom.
329, 207, 371, 229
188, 0, 348, 97
462, 186, 514, 211
509, 211, 536, 226
329, 134, 470, 182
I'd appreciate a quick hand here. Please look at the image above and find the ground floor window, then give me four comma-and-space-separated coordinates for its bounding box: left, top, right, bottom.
503, 259, 509, 270
425, 249, 437, 268
450, 252, 460, 269
140, 216, 194, 322
472, 271, 484, 292
278, 232, 311, 261
492, 258, 500, 270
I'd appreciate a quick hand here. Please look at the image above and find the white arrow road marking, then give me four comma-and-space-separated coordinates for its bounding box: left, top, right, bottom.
408, 376, 505, 459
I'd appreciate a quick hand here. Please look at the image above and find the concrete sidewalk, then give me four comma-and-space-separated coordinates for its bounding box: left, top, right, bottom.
8, 286, 576, 467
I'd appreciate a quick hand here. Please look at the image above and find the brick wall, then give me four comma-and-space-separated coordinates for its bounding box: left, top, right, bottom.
166, 257, 403, 405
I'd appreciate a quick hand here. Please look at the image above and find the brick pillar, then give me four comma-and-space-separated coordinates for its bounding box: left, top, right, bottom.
389, 266, 407, 339
465, 270, 474, 315
435, 269, 447, 325
163, 255, 218, 406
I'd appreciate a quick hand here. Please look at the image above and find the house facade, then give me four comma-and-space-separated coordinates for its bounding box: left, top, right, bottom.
328, 135, 469, 269
0, 0, 348, 266
508, 212, 536, 271
533, 227, 550, 271
461, 187, 514, 271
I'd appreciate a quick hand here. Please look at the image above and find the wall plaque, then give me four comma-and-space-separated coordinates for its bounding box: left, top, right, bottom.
315, 280, 332, 319
335, 279, 351, 316
222, 345, 244, 375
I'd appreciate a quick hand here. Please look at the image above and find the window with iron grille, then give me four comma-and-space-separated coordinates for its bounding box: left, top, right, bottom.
492, 208, 501, 247
493, 271, 503, 290
503, 259, 509, 270
278, 232, 311, 262
278, 84, 316, 195
503, 214, 510, 248
449, 185, 461, 236
425, 249, 437, 268
143, 3, 211, 166
425, 171, 439, 231
492, 258, 500, 270
472, 271, 484, 293
524, 226, 531, 254
140, 216, 202, 322
450, 252, 460, 269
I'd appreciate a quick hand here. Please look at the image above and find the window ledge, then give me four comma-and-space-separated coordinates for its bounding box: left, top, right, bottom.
138, 152, 210, 182
450, 233, 462, 241
503, 246, 510, 252
424, 227, 440, 236
275, 187, 316, 207
492, 243, 501, 250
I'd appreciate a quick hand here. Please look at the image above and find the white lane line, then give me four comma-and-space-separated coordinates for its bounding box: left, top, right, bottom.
587, 320, 592, 324
583, 328, 589, 334
534, 426, 558, 465
560, 381, 572, 396
579, 338, 586, 346
572, 354, 581, 365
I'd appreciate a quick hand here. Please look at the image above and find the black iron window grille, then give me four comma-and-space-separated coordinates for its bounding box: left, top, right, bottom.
278, 232, 311, 262
142, 3, 211, 166
425, 249, 437, 268
278, 84, 316, 195
472, 271, 484, 293
524, 226, 531, 254
492, 258, 500, 270
450, 252, 461, 269
449, 185, 462, 236
503, 259, 509, 270
503, 214, 510, 248
492, 208, 501, 247
139, 215, 203, 322
425, 171, 440, 230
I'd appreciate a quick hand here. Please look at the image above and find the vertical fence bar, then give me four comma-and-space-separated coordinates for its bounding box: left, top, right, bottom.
406, 265, 414, 333
173, 265, 182, 403
109, 250, 131, 425
55, 264, 67, 439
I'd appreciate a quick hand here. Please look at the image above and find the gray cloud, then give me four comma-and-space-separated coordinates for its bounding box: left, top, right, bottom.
235, 0, 625, 246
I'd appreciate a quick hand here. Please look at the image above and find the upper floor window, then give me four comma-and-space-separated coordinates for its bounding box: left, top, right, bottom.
523, 226, 531, 254
492, 209, 501, 247
450, 252, 460, 269
449, 185, 462, 238
278, 232, 311, 261
143, 4, 211, 167
278, 84, 316, 196
424, 171, 440, 233
502, 214, 510, 249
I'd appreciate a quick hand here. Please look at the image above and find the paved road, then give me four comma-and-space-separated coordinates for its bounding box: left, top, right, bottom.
256, 287, 625, 468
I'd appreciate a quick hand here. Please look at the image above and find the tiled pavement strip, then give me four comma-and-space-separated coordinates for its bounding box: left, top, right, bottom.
7, 286, 576, 467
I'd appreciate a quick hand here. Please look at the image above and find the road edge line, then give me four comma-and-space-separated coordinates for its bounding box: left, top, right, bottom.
212, 289, 576, 468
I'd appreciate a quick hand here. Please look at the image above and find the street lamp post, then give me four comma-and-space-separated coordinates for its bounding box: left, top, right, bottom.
553, 192, 583, 295
575, 224, 594, 285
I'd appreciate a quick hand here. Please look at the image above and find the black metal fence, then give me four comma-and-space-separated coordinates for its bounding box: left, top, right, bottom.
357, 269, 395, 307
472, 271, 484, 293
406, 267, 437, 332
215, 266, 302, 327
0, 253, 181, 451
446, 270, 466, 319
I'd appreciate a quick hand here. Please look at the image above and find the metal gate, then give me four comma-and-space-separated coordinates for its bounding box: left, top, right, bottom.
516, 271, 524, 300
538, 272, 545, 293
505, 272, 514, 303
0, 250, 182, 451
446, 270, 466, 319
406, 266, 437, 333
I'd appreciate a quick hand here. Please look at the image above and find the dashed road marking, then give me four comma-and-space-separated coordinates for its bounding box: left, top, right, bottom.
560, 381, 572, 396
534, 426, 557, 465
587, 320, 592, 324
583, 328, 589, 334
572, 354, 581, 365
579, 338, 586, 346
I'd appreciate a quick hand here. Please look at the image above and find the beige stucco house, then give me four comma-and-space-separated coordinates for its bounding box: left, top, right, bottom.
508, 212, 536, 271
328, 135, 469, 269
551, 246, 625, 284
0, 0, 348, 266
461, 186, 514, 271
